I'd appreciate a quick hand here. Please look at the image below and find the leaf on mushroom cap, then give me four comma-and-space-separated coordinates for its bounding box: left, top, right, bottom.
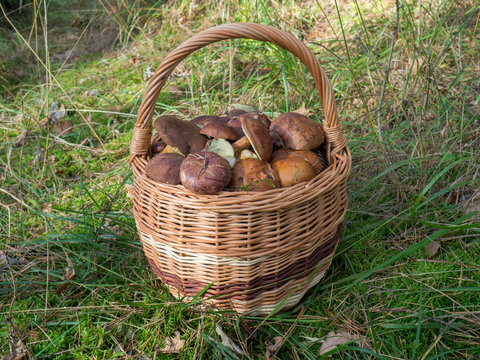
270, 112, 325, 150
240, 115, 273, 161
154, 115, 207, 155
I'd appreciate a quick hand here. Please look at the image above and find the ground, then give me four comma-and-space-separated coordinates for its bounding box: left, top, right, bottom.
0, 0, 479, 359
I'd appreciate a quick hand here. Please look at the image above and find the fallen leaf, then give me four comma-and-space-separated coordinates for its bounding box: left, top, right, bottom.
319, 331, 368, 356
229, 104, 258, 113
130, 56, 141, 65
215, 325, 246, 357
144, 66, 155, 81
40, 203, 52, 213
54, 121, 73, 136
49, 102, 66, 123
158, 331, 185, 353
13, 130, 27, 147
265, 336, 284, 360
55, 262, 76, 295
2, 339, 27, 360
469, 100, 480, 118
461, 190, 480, 217
292, 103, 311, 117
424, 241, 441, 258
168, 85, 183, 96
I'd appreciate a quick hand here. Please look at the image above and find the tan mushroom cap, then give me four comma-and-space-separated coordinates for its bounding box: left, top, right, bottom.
270, 150, 317, 187
200, 122, 238, 141
154, 115, 207, 155
271, 149, 323, 174
240, 115, 273, 161
270, 112, 325, 150
230, 159, 279, 192
145, 153, 184, 185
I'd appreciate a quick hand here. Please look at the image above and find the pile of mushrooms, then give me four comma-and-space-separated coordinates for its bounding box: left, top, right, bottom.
145, 109, 327, 194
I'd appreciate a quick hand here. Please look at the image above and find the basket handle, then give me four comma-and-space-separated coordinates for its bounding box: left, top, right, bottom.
130, 22, 347, 158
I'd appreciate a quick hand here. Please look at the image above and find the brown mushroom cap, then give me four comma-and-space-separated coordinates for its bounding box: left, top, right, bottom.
154, 115, 207, 155
200, 122, 238, 141
179, 152, 232, 194
240, 115, 273, 161
227, 117, 245, 138
269, 112, 325, 150
191, 115, 229, 128
240, 112, 271, 129
271, 149, 323, 174
151, 140, 167, 154
145, 153, 184, 185
270, 151, 316, 187
230, 159, 279, 192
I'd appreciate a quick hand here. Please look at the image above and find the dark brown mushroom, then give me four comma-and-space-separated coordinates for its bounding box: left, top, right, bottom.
269, 112, 325, 150
200, 122, 238, 141
191, 115, 229, 128
154, 115, 207, 155
230, 159, 279, 192
145, 153, 184, 185
231, 115, 273, 161
179, 152, 232, 194
151, 140, 167, 154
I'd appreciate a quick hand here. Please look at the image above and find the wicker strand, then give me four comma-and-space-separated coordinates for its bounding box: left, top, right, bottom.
130, 127, 152, 156
324, 126, 347, 158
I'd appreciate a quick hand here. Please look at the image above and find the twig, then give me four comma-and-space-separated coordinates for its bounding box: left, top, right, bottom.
376, 0, 400, 145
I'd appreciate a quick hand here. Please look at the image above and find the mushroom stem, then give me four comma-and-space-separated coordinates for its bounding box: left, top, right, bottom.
232, 136, 250, 153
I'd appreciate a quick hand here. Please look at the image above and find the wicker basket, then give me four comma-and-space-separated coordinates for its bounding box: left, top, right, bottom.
128, 23, 351, 315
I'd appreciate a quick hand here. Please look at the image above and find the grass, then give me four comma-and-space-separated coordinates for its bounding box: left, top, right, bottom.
1, 0, 480, 358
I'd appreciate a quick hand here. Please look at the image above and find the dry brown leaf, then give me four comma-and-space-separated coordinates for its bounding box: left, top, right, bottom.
292, 103, 311, 117
49, 103, 66, 123
319, 331, 368, 356
13, 130, 27, 147
55, 263, 76, 295
216, 325, 246, 357
425, 241, 441, 258
168, 85, 183, 96
461, 190, 480, 218
265, 336, 284, 360
158, 331, 185, 354
40, 203, 52, 213
54, 121, 73, 136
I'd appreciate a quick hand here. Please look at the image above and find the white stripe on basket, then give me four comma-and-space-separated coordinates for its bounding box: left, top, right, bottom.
141, 232, 267, 266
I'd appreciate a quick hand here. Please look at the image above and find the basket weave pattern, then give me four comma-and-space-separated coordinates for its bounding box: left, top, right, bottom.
129, 23, 351, 315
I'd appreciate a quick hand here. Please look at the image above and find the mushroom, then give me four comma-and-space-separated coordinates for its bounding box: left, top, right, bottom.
270, 150, 317, 187
145, 153, 184, 185
154, 115, 207, 155
230, 159, 279, 192
271, 149, 323, 174
151, 140, 166, 154
191, 115, 228, 128
206, 139, 236, 167
240, 149, 258, 160
200, 122, 238, 141
269, 112, 325, 150
231, 115, 272, 161
228, 112, 270, 138
179, 152, 232, 194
